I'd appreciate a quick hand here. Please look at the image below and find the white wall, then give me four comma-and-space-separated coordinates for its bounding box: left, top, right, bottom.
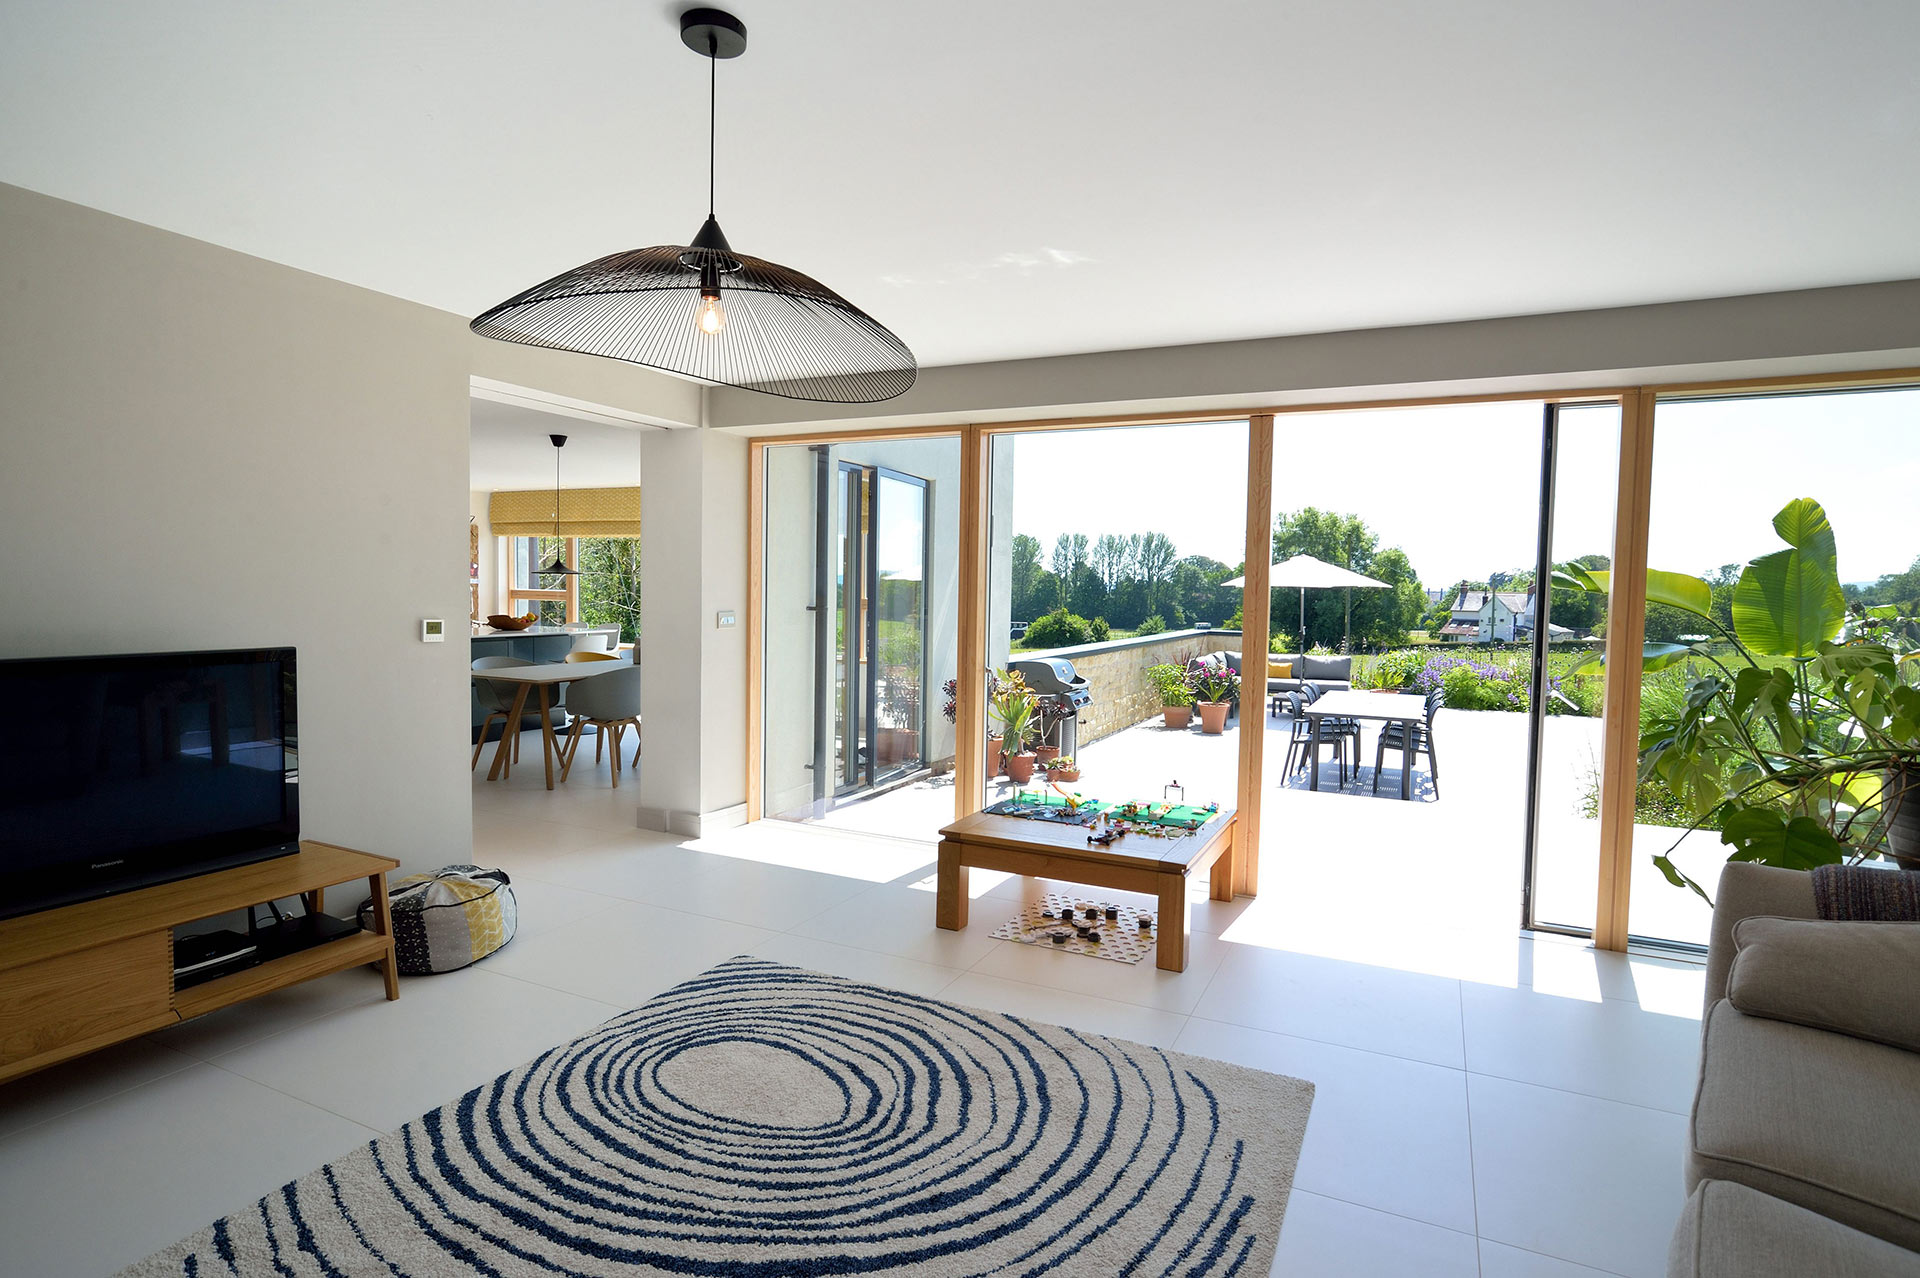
0, 182, 473, 876
636, 427, 749, 833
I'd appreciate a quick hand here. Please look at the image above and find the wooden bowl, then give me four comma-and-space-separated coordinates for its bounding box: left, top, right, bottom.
486, 614, 537, 631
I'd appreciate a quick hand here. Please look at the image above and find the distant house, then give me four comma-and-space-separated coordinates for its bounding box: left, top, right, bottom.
1441, 583, 1576, 642
1441, 587, 1529, 642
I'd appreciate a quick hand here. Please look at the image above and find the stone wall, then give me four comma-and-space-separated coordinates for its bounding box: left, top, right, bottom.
1020, 629, 1240, 749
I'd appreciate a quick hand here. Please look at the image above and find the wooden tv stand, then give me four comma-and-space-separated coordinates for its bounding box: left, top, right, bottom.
0, 841, 400, 1085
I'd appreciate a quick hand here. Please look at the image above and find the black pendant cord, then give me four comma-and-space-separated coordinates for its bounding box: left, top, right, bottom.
708, 35, 717, 219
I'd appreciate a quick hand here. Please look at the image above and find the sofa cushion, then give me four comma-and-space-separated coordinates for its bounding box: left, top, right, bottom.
1729, 917, 1920, 1052
1302, 654, 1351, 682
1690, 999, 1920, 1250
1268, 659, 1293, 680
1669, 1180, 1920, 1278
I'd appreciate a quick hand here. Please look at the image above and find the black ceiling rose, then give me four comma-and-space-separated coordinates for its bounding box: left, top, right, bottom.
470, 6, 916, 404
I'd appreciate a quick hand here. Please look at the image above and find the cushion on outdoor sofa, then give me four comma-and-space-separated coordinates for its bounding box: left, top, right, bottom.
1268, 660, 1292, 679
1689, 998, 1920, 1251
1301, 654, 1352, 683
1729, 917, 1920, 1052
1669, 1180, 1920, 1278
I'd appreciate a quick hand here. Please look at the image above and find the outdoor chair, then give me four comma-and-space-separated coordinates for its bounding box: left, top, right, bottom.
1373, 688, 1443, 798
1282, 690, 1354, 787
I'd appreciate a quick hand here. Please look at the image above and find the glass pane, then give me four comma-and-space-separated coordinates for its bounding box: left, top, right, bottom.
837, 465, 865, 791
1632, 386, 1920, 946
576, 537, 640, 644
1252, 401, 1551, 972
1530, 403, 1622, 933
874, 473, 928, 782
984, 421, 1248, 815
761, 438, 960, 840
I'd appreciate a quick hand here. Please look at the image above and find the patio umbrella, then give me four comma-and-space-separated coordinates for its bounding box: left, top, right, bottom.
1222, 553, 1390, 652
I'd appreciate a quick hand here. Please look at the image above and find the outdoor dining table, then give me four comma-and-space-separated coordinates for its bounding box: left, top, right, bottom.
1300, 690, 1430, 800
475, 661, 630, 790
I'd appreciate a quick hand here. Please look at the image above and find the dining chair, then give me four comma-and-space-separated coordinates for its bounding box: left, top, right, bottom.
1373, 689, 1444, 797
560, 664, 643, 785
471, 656, 531, 773
1282, 691, 1352, 786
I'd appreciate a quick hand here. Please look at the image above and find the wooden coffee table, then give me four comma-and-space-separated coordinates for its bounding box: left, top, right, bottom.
935, 806, 1238, 971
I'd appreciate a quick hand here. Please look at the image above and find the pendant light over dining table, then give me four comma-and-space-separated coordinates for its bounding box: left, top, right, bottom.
538, 434, 579, 577
470, 8, 917, 404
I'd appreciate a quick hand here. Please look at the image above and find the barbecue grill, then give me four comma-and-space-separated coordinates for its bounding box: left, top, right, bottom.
1011, 657, 1092, 758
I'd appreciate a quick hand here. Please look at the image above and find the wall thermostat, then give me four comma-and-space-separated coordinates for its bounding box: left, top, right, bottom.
422, 619, 446, 643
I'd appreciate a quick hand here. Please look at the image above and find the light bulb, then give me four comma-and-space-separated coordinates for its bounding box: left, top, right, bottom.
697, 292, 726, 335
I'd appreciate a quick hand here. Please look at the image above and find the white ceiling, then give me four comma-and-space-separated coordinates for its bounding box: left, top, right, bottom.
4, 2, 1917, 369
468, 398, 644, 491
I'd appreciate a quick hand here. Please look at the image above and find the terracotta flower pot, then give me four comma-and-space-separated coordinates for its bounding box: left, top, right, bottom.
1197, 701, 1230, 735
1162, 706, 1192, 730
1006, 752, 1039, 784
1035, 745, 1061, 766
1051, 768, 1081, 783
987, 734, 1004, 775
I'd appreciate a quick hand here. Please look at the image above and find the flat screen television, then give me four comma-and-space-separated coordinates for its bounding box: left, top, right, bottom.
0, 647, 299, 920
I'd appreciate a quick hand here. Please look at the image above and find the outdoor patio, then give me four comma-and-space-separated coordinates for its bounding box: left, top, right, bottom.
807, 699, 1726, 965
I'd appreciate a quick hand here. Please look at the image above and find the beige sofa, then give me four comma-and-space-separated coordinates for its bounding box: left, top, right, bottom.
1669, 862, 1920, 1276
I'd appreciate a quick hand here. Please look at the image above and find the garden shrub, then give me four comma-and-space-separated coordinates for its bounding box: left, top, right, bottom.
1089, 617, 1111, 642
1021, 608, 1094, 648
1136, 614, 1167, 636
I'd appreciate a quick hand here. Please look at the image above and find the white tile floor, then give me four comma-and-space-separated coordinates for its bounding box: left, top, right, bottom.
0, 736, 1708, 1277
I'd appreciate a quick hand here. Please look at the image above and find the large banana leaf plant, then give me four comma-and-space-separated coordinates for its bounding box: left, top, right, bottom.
1556, 498, 1920, 903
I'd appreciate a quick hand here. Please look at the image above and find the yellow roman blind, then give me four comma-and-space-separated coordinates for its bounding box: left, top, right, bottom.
488, 487, 642, 538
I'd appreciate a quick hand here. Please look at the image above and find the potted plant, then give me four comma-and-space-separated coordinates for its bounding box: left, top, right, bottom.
1188, 663, 1240, 735
989, 669, 1041, 784
1147, 662, 1195, 729
1045, 755, 1081, 784
1558, 497, 1920, 899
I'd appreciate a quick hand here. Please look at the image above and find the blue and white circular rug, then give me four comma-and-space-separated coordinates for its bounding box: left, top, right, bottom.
122, 957, 1313, 1276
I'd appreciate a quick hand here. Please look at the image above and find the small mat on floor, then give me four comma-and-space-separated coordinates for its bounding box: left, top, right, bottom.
120, 956, 1313, 1277
990, 892, 1159, 964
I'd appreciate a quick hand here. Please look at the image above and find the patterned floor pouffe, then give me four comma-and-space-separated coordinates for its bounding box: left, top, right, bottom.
359, 864, 517, 975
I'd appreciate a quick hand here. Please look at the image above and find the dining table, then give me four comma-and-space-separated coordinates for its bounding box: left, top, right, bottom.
474, 661, 630, 790
1299, 690, 1430, 799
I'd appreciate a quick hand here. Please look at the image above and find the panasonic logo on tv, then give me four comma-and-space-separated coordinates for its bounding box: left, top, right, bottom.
89, 859, 127, 871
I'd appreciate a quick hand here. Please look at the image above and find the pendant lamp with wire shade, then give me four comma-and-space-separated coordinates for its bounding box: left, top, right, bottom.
538, 434, 580, 577
470, 8, 916, 405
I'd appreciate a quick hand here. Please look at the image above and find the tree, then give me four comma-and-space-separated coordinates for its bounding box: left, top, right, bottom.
1068, 563, 1107, 619
1050, 533, 1088, 584
1134, 531, 1177, 586
577, 536, 642, 642
1091, 533, 1130, 590
1268, 507, 1424, 649
1009, 534, 1044, 622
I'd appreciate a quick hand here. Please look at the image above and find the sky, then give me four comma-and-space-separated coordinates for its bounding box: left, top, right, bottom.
1003, 388, 1920, 590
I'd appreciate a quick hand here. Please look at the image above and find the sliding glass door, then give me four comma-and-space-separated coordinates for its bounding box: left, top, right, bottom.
832, 464, 930, 796
761, 436, 958, 839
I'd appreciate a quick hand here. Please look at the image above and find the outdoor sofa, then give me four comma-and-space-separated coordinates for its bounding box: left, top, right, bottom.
1264, 653, 1353, 695
1668, 862, 1920, 1276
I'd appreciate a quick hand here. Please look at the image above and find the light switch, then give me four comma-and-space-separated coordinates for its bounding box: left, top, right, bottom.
716, 610, 737, 629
